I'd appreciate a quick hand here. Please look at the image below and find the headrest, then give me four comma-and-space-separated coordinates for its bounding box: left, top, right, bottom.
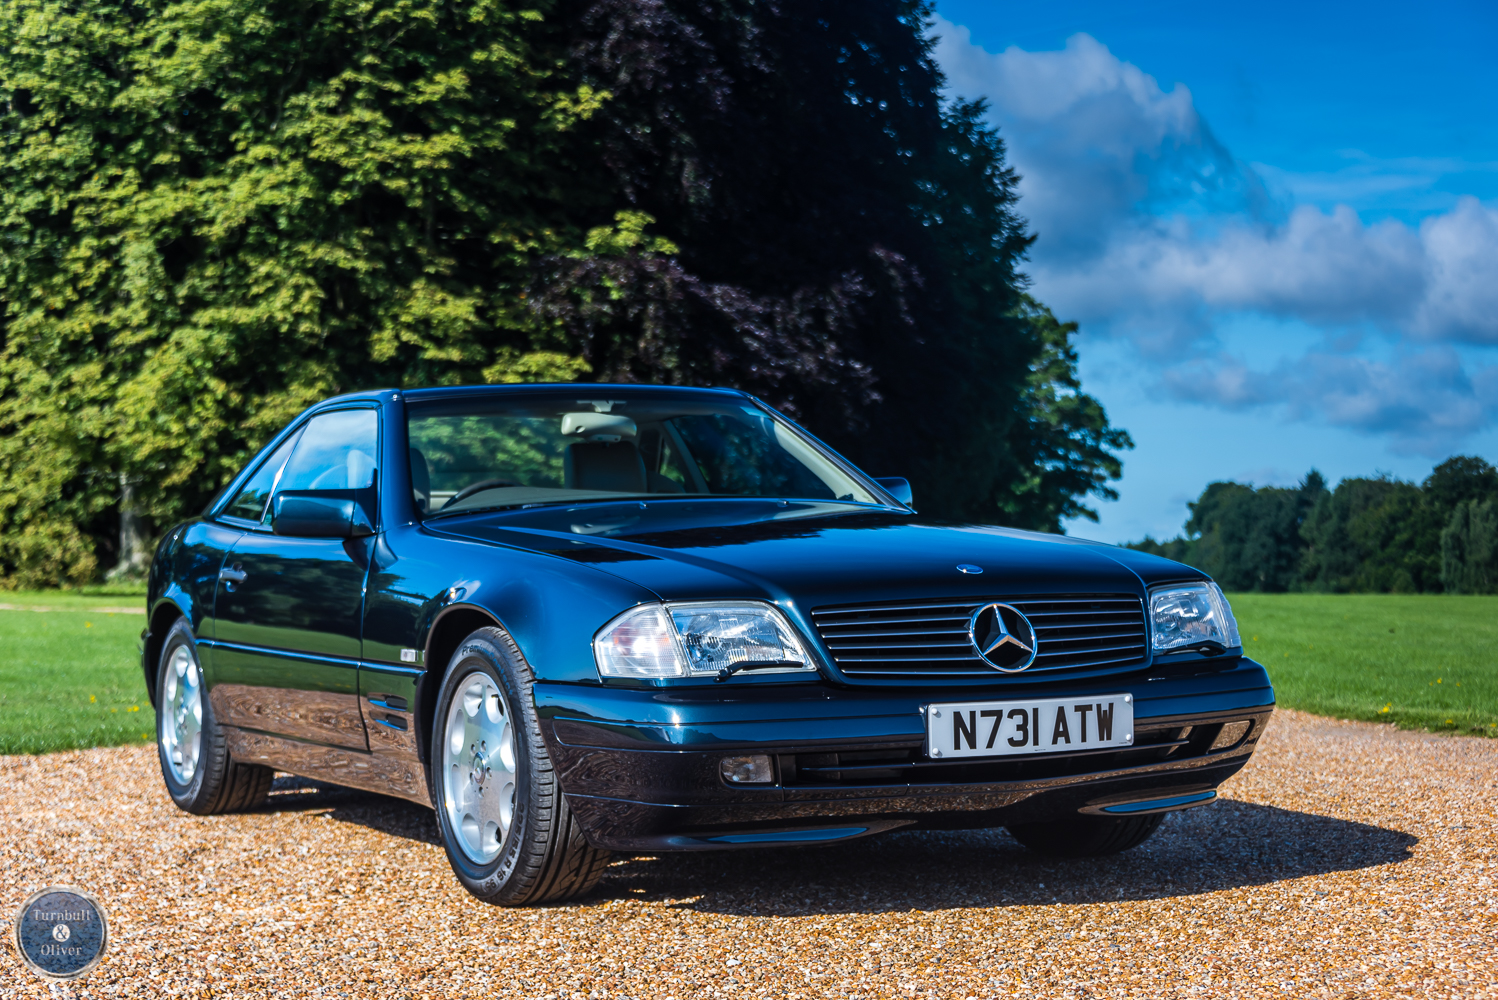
561, 411, 637, 443
565, 442, 646, 493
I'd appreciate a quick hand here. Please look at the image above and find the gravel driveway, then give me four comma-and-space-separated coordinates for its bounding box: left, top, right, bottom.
1, 709, 1494, 999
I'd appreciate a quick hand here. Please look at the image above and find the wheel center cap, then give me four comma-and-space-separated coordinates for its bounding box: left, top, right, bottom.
471, 748, 490, 788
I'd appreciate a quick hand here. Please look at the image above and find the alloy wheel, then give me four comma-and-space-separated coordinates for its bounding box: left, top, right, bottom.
161, 644, 203, 784
441, 670, 519, 864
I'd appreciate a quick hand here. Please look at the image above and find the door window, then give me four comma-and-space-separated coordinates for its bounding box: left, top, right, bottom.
222, 430, 304, 524
275, 409, 380, 493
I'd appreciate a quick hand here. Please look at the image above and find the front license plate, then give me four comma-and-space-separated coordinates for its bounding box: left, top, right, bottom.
925, 694, 1134, 759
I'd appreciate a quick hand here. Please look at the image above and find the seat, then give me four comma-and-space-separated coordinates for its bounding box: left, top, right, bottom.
565, 442, 647, 493
410, 447, 432, 512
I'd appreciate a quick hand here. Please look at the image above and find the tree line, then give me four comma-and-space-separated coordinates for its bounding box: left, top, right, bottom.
0, 0, 1130, 587
1129, 456, 1498, 594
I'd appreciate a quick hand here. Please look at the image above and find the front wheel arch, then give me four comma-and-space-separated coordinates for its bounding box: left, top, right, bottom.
418, 604, 505, 763
144, 600, 191, 708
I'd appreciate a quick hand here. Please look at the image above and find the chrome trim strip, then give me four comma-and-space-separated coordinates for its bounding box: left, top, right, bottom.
199, 639, 362, 669
200, 640, 425, 675
1091, 790, 1217, 816
812, 597, 1143, 618
360, 662, 425, 677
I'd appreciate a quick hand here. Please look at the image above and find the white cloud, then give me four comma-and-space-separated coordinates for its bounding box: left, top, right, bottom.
931, 17, 1498, 449
933, 21, 1273, 259
1416, 197, 1498, 342
1034, 206, 1430, 344
1160, 346, 1498, 455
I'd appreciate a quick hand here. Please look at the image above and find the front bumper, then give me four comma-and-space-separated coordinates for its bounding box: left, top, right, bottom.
537, 658, 1275, 851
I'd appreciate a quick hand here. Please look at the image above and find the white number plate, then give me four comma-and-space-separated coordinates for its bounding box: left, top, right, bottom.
925, 694, 1134, 759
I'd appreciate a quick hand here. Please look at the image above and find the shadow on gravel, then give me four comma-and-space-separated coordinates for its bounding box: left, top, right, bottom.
260, 776, 440, 845
591, 801, 1417, 915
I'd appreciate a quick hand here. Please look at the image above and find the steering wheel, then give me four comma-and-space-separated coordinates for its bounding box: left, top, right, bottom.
440, 478, 521, 510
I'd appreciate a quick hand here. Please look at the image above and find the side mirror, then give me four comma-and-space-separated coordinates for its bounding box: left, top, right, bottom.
272, 491, 375, 538
874, 477, 914, 507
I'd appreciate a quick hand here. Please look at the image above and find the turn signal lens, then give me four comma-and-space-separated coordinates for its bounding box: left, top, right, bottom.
720, 755, 774, 784
593, 604, 685, 677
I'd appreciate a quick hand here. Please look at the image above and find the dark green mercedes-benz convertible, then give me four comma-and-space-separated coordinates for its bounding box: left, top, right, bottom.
145, 384, 1273, 904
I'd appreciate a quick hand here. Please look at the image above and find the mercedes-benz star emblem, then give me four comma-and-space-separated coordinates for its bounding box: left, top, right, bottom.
968, 603, 1039, 672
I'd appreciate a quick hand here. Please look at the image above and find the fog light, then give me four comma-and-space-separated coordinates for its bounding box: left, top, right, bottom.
1209, 720, 1252, 751
720, 754, 774, 785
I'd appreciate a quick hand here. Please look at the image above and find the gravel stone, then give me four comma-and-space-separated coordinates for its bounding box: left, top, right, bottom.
1, 709, 1494, 998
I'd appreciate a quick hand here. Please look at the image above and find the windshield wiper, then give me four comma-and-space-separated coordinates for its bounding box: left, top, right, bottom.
424, 496, 646, 520
423, 502, 530, 520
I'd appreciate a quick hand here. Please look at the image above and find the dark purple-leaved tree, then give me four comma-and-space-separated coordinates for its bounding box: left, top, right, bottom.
535, 0, 1128, 527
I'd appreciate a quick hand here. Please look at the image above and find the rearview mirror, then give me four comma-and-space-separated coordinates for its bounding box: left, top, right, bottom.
272, 490, 375, 538
874, 477, 913, 507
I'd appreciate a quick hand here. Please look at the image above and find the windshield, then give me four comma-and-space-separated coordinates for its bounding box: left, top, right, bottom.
406, 391, 881, 517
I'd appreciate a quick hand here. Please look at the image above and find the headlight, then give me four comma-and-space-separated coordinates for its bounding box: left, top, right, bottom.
1149, 583, 1242, 653
593, 601, 814, 679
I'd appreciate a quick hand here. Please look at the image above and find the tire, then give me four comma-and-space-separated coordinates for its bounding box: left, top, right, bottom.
429, 626, 611, 906
155, 617, 272, 815
1006, 813, 1165, 858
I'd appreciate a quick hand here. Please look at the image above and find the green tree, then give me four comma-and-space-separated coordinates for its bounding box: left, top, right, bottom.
0, 0, 609, 585
1127, 534, 1192, 565
1300, 457, 1498, 593
998, 296, 1133, 530
0, 0, 1129, 584
1133, 456, 1498, 591
1129, 472, 1324, 590
1298, 477, 1412, 592
1441, 498, 1498, 594
1433, 457, 1498, 594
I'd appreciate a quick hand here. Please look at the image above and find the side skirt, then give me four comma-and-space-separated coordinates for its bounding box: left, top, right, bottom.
225, 726, 432, 809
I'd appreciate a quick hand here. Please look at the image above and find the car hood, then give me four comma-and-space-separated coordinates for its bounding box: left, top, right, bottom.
425, 499, 1205, 609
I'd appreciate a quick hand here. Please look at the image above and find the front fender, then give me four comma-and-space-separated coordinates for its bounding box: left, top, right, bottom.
363, 524, 660, 684
142, 520, 242, 704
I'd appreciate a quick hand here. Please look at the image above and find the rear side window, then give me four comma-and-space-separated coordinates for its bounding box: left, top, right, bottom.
222, 430, 303, 523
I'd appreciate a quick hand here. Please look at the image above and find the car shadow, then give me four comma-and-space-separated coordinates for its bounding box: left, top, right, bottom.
589, 801, 1417, 914
260, 775, 441, 846
257, 782, 1417, 914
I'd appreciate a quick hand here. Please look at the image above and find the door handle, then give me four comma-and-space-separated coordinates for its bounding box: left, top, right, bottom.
219, 564, 247, 591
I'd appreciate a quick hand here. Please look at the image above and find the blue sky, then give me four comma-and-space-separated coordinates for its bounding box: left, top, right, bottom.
930, 1, 1498, 543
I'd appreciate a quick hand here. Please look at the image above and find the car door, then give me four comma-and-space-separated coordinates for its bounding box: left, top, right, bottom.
208, 407, 379, 749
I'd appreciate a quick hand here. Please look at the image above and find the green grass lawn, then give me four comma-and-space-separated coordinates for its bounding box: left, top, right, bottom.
1229, 593, 1498, 737
0, 589, 1492, 755
0, 590, 152, 755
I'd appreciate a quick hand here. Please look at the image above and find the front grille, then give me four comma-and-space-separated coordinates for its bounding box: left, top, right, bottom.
810, 594, 1148, 680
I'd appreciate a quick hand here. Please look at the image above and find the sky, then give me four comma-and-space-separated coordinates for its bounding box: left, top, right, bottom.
929, 0, 1498, 543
